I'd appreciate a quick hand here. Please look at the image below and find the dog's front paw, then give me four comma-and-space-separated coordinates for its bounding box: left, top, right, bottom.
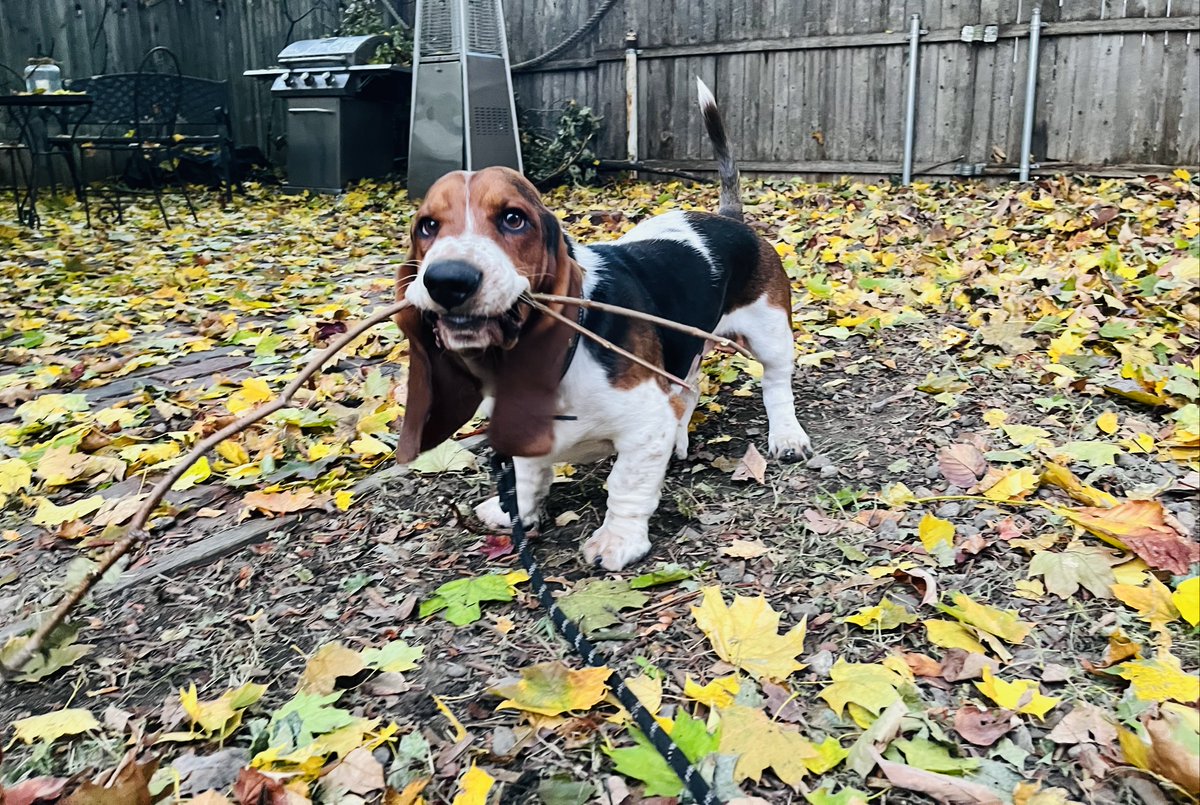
768, 423, 813, 462
474, 496, 538, 532
582, 522, 651, 571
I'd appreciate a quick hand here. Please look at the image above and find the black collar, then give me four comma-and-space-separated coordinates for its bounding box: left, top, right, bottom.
559, 300, 586, 381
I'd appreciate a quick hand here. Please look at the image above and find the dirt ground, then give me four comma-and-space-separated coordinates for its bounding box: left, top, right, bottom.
1, 176, 1198, 805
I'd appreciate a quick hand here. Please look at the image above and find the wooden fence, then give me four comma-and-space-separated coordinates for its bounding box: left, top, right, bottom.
508, 0, 1200, 177
2, 1, 1198, 181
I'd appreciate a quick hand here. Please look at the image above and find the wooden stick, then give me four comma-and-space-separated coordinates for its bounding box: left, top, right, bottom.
531, 292, 756, 360
525, 297, 696, 391
1, 301, 413, 679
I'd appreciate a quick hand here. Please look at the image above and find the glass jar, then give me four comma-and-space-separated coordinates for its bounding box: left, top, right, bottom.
23, 59, 62, 93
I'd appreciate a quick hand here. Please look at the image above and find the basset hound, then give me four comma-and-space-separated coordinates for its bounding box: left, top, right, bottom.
395, 79, 811, 570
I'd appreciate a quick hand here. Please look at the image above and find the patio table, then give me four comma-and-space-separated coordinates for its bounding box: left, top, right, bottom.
0, 92, 92, 228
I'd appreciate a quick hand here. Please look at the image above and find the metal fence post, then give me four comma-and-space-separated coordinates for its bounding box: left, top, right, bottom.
901, 13, 921, 185
625, 30, 639, 169
1018, 6, 1043, 181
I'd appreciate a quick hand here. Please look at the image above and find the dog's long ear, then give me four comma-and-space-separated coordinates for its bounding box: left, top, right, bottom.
395, 250, 483, 463
487, 212, 582, 457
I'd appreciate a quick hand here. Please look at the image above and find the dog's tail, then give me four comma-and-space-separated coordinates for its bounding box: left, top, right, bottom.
696, 77, 743, 222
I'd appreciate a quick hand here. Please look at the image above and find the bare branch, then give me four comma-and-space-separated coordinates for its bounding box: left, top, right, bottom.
1, 300, 412, 679
524, 296, 695, 391
531, 292, 756, 360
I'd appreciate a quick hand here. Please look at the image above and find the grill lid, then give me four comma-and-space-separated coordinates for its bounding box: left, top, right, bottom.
276, 35, 388, 67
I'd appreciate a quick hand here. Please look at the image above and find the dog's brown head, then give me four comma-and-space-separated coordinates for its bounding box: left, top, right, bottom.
395, 168, 581, 461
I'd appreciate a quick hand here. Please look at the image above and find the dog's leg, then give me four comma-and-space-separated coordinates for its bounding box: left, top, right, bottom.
582, 411, 675, 570
475, 455, 553, 531
672, 351, 705, 460
720, 297, 811, 461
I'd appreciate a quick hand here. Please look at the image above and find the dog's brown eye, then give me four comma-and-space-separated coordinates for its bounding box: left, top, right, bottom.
500, 210, 528, 232
417, 217, 439, 238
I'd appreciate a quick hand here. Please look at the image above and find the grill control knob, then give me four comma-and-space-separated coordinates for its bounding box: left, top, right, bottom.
300, 71, 315, 86
317, 71, 332, 86
283, 71, 298, 87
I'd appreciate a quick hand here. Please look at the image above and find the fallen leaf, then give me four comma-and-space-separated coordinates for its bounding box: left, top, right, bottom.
1045, 702, 1118, 747
940, 593, 1032, 644
606, 710, 718, 797
1108, 650, 1199, 703
63, 759, 157, 805
407, 440, 477, 474
722, 538, 769, 559
298, 642, 366, 694
1027, 543, 1115, 599
953, 705, 1015, 747
1171, 576, 1199, 627
888, 736, 979, 773
691, 587, 807, 681
420, 571, 527, 626
938, 443, 987, 487
973, 667, 1059, 720
1145, 702, 1200, 795
1096, 411, 1119, 434
557, 579, 648, 635
923, 620, 987, 654
361, 640, 423, 673
32, 495, 104, 527
871, 750, 1003, 804
1111, 576, 1180, 631
819, 659, 908, 723
718, 703, 820, 788
1058, 500, 1199, 574
843, 598, 918, 630
171, 456, 212, 491
731, 443, 767, 483
1052, 441, 1123, 468
10, 707, 99, 744
683, 675, 740, 708
491, 662, 610, 716
918, 512, 955, 556
1041, 462, 1118, 508
981, 466, 1040, 502
232, 768, 288, 805
321, 746, 385, 796
3, 776, 69, 805
242, 487, 319, 514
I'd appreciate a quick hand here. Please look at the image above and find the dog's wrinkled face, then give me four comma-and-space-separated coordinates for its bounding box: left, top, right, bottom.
405, 167, 561, 353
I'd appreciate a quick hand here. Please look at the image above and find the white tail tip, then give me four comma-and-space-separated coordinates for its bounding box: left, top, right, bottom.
695, 76, 716, 110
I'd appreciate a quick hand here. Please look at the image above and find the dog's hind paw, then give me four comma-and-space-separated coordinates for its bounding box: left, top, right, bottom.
582, 522, 651, 571
768, 423, 812, 462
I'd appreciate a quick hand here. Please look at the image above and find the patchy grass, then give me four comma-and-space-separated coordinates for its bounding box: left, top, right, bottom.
1, 174, 1198, 804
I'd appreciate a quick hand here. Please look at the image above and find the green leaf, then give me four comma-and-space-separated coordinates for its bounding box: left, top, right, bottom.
407, 440, 478, 474
889, 737, 980, 774
1028, 544, 1115, 599
536, 777, 595, 805
629, 564, 693, 589
361, 640, 423, 673
804, 786, 870, 805
420, 573, 519, 625
362, 368, 392, 399
1053, 441, 1124, 467
268, 691, 355, 738
557, 579, 648, 635
605, 711, 719, 797
1099, 320, 1138, 340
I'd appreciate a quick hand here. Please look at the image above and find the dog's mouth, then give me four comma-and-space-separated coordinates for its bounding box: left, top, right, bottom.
430, 305, 525, 351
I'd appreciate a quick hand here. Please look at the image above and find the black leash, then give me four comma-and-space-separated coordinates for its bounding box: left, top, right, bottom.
491, 454, 721, 804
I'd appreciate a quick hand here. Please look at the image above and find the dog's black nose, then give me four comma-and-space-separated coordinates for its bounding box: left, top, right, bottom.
423, 260, 482, 310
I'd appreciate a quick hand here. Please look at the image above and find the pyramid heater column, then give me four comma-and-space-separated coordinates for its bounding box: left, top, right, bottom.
408, 0, 523, 198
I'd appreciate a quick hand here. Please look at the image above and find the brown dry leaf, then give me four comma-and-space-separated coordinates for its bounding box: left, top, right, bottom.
63, 758, 157, 805
1046, 703, 1118, 747
1145, 703, 1200, 795
940, 649, 1000, 682
384, 779, 430, 805
242, 487, 321, 515
297, 642, 366, 695
722, 539, 769, 559
232, 768, 288, 805
1058, 500, 1200, 574
953, 705, 1015, 747
938, 443, 988, 487
898, 651, 943, 677
4, 777, 70, 805
760, 680, 805, 723
320, 746, 385, 797
1095, 630, 1143, 669
731, 444, 767, 484
871, 749, 1003, 804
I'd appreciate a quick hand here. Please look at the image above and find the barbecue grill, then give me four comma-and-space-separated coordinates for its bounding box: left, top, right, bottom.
245, 35, 409, 193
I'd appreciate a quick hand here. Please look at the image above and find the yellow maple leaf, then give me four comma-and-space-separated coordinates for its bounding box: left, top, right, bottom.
923, 619, 987, 654
31, 495, 104, 526
982, 466, 1041, 502
718, 703, 819, 788
683, 675, 740, 708
334, 490, 353, 511
819, 659, 907, 721
298, 642, 366, 695
982, 408, 1009, 427
10, 707, 99, 744
1110, 650, 1200, 703
0, 458, 32, 496
1047, 330, 1085, 363
451, 763, 494, 805
691, 587, 807, 681
215, 439, 250, 466
606, 673, 663, 724
844, 598, 918, 630
171, 456, 211, 491
1172, 577, 1199, 627
179, 681, 267, 737
491, 662, 610, 717
973, 667, 1059, 720
878, 482, 916, 507
941, 593, 1033, 644
1096, 412, 1120, 435
227, 377, 274, 415
1111, 577, 1180, 631
918, 512, 954, 553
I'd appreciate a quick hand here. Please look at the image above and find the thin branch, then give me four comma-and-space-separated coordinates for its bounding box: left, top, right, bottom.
524, 296, 695, 391
531, 292, 756, 360
1, 301, 412, 679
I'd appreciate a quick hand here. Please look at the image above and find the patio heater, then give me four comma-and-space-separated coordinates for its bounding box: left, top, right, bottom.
408, 0, 522, 198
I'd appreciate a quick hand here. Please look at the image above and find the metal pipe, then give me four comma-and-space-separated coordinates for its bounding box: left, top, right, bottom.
901, 13, 921, 185
1019, 6, 1042, 181
625, 31, 639, 168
